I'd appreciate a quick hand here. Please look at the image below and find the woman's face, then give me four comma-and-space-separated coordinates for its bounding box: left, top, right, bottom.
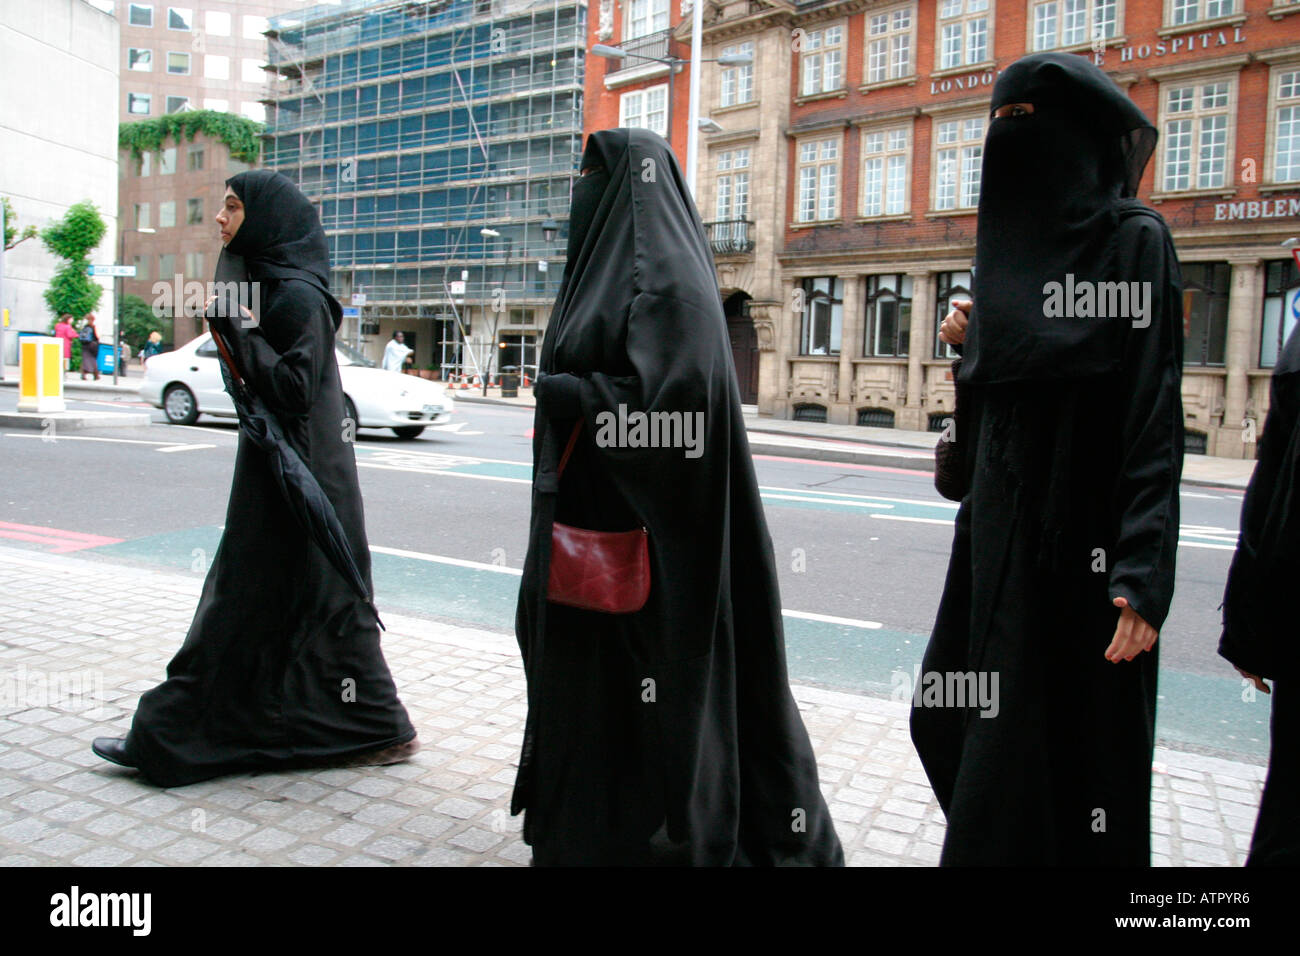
215, 187, 245, 246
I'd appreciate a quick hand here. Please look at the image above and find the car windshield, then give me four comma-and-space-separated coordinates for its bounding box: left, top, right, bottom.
334, 340, 376, 368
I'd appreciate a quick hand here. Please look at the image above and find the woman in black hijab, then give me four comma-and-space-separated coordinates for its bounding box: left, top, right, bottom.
511, 129, 843, 866
910, 53, 1185, 865
91, 170, 417, 786
1220, 319, 1300, 865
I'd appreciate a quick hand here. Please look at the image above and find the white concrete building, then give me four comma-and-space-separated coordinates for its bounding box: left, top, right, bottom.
0, 0, 119, 364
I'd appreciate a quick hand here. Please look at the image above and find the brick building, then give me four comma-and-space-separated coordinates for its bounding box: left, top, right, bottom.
589, 0, 1300, 458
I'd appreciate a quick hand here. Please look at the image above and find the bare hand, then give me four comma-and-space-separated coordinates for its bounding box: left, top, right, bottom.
1104, 596, 1158, 662
1236, 668, 1271, 694
939, 299, 971, 346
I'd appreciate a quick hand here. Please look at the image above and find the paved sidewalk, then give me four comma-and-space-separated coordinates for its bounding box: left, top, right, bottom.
0, 544, 1266, 866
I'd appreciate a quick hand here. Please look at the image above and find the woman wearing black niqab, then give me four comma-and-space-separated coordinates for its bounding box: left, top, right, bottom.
92, 170, 417, 786
1219, 319, 1300, 865
910, 53, 1185, 865
512, 129, 843, 865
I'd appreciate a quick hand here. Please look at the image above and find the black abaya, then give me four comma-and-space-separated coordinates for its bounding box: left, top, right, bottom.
910, 55, 1185, 865
511, 129, 842, 866
1220, 321, 1300, 865
125, 171, 414, 787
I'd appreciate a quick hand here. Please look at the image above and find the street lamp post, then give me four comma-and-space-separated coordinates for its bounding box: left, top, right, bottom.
115, 226, 155, 386
480, 227, 502, 397
590, 42, 751, 196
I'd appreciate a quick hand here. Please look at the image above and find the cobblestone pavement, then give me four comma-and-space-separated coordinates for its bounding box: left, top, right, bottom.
0, 545, 1266, 866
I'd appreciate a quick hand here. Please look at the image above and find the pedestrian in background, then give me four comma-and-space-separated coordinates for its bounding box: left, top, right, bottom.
382, 330, 411, 372
78, 314, 99, 380
53, 314, 77, 372
142, 330, 162, 367
1219, 317, 1300, 866
512, 129, 843, 866
910, 53, 1185, 865
91, 169, 417, 786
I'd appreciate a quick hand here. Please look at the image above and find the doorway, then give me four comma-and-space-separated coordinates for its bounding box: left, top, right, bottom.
724, 291, 758, 405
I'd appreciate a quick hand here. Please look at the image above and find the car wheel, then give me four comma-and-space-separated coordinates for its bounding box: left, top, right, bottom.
344, 395, 358, 430
163, 384, 198, 425
392, 426, 425, 439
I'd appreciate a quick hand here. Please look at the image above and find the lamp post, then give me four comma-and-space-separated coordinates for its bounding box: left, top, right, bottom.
480, 227, 502, 396
115, 226, 155, 386
590, 41, 751, 196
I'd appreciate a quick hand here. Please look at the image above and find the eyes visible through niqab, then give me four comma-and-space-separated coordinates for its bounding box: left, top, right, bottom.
993, 102, 1036, 120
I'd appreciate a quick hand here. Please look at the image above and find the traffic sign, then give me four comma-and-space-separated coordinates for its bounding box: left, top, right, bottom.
351, 293, 367, 306
342, 306, 360, 320
87, 264, 136, 277
449, 280, 466, 295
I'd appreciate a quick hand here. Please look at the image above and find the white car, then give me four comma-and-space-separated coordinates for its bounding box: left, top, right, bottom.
140, 333, 454, 439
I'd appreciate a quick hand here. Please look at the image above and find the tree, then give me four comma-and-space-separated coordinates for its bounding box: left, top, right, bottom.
2, 197, 38, 251
117, 294, 162, 352
40, 200, 106, 321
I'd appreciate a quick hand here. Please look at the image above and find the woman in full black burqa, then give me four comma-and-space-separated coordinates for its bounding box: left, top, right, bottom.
1219, 319, 1300, 865
910, 53, 1185, 865
512, 129, 842, 866
91, 170, 417, 786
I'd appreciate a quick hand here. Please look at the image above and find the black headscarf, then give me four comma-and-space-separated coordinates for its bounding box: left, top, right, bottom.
216, 170, 342, 330
959, 52, 1158, 385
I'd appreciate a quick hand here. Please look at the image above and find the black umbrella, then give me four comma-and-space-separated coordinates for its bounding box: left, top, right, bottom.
207, 316, 384, 630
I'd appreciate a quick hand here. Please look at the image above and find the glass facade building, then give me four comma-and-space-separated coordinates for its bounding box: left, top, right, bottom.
263, 0, 586, 378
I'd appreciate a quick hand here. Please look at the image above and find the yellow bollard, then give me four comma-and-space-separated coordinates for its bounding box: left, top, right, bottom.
17, 336, 67, 413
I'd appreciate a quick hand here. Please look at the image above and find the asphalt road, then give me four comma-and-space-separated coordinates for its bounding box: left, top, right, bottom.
0, 390, 1267, 761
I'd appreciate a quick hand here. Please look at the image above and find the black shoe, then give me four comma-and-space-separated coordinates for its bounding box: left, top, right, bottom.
91, 737, 136, 769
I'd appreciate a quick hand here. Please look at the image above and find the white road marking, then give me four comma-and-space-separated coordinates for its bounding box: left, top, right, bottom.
370, 544, 885, 630
761, 485, 960, 511
4, 433, 181, 446
869, 514, 954, 525
356, 461, 530, 484
762, 492, 894, 510
156, 443, 216, 453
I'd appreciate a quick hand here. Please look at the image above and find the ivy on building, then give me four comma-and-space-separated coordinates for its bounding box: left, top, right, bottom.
119, 110, 263, 165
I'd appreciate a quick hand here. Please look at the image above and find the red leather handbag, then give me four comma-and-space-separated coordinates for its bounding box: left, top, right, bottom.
547, 420, 651, 614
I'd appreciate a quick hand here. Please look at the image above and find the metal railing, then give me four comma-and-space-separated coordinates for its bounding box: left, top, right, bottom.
608, 28, 672, 75
703, 219, 755, 255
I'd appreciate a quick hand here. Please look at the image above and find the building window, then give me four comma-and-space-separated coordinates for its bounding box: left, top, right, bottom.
204, 54, 229, 80
861, 126, 910, 217
158, 253, 175, 280
185, 252, 204, 277
186, 198, 204, 225
187, 147, 204, 171
243, 15, 268, 39
132, 255, 150, 282
933, 114, 984, 210
866, 5, 915, 83
167, 7, 192, 31
1181, 262, 1230, 366
1272, 67, 1300, 184
715, 148, 751, 222
167, 51, 191, 75
1160, 78, 1232, 191
242, 58, 264, 84
127, 92, 152, 115
800, 24, 845, 96
205, 10, 230, 35
158, 201, 176, 228
165, 95, 189, 113
719, 41, 754, 107
1167, 0, 1237, 26
128, 3, 152, 27
934, 271, 971, 358
619, 85, 668, 138
625, 0, 669, 41
1031, 0, 1119, 50
127, 48, 152, 72
241, 102, 266, 123
865, 274, 913, 357
796, 137, 840, 222
937, 0, 991, 70
800, 277, 844, 356
203, 98, 229, 113
134, 203, 150, 230
507, 308, 534, 325
159, 147, 177, 175
137, 152, 152, 177
1261, 259, 1300, 368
